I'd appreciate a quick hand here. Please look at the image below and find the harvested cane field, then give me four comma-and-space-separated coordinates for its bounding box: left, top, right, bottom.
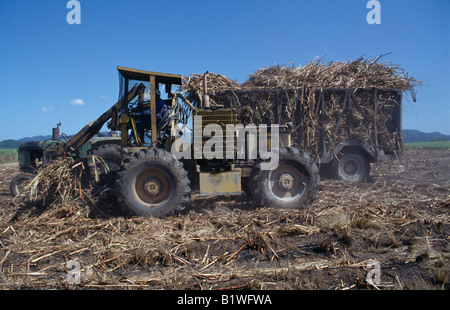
0, 149, 448, 290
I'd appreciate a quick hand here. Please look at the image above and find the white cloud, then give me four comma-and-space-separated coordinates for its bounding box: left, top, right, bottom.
42, 106, 53, 112
69, 99, 85, 106
101, 95, 108, 100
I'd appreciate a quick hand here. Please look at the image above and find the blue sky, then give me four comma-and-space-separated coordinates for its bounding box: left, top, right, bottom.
0, 0, 449, 141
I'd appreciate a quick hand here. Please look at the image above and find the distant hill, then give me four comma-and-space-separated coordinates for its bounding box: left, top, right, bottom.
0, 135, 53, 149
17, 135, 53, 144
402, 130, 450, 143
0, 139, 22, 149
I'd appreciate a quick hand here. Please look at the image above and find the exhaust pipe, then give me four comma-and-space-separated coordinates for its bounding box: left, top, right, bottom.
52, 122, 61, 141
202, 71, 210, 108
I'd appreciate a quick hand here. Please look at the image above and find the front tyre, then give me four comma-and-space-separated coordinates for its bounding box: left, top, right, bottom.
115, 148, 190, 218
10, 174, 34, 198
250, 147, 320, 209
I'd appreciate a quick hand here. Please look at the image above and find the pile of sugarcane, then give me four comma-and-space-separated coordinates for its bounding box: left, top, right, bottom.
243, 55, 419, 90
181, 72, 240, 107
17, 155, 109, 211
181, 55, 421, 158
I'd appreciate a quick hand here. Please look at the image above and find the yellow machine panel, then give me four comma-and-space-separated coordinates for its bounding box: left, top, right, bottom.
195, 108, 238, 160
199, 170, 241, 196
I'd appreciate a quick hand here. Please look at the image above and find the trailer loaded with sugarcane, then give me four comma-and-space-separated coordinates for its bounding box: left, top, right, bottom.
182, 55, 420, 183
207, 86, 405, 183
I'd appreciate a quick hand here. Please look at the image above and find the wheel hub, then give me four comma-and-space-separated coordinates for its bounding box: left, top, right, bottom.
278, 173, 294, 191
132, 168, 172, 208
343, 160, 358, 175
145, 179, 161, 196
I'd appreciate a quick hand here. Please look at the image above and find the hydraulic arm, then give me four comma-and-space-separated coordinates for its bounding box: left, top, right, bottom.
54, 83, 146, 157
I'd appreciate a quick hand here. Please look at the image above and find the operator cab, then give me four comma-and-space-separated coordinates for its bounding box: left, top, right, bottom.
115, 66, 183, 147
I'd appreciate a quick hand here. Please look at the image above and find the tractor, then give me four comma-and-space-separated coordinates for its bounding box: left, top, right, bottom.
14, 67, 321, 218
9, 122, 120, 198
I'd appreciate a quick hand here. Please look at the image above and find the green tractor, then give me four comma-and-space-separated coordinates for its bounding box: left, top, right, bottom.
11, 67, 320, 218
9, 123, 121, 198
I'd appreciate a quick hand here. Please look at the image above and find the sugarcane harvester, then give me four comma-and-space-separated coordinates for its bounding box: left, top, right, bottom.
54, 67, 320, 218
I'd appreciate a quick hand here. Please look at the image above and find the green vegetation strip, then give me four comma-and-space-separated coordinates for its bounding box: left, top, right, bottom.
404, 141, 450, 150
0, 149, 18, 164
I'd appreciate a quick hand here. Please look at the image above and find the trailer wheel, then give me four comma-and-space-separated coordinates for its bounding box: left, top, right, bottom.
10, 174, 34, 198
336, 152, 370, 183
115, 148, 190, 217
250, 147, 320, 209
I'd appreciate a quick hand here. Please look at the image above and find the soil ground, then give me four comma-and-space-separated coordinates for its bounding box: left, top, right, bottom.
0, 149, 448, 290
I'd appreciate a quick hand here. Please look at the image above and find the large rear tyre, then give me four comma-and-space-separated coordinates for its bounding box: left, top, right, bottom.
250, 147, 320, 209
115, 148, 190, 218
